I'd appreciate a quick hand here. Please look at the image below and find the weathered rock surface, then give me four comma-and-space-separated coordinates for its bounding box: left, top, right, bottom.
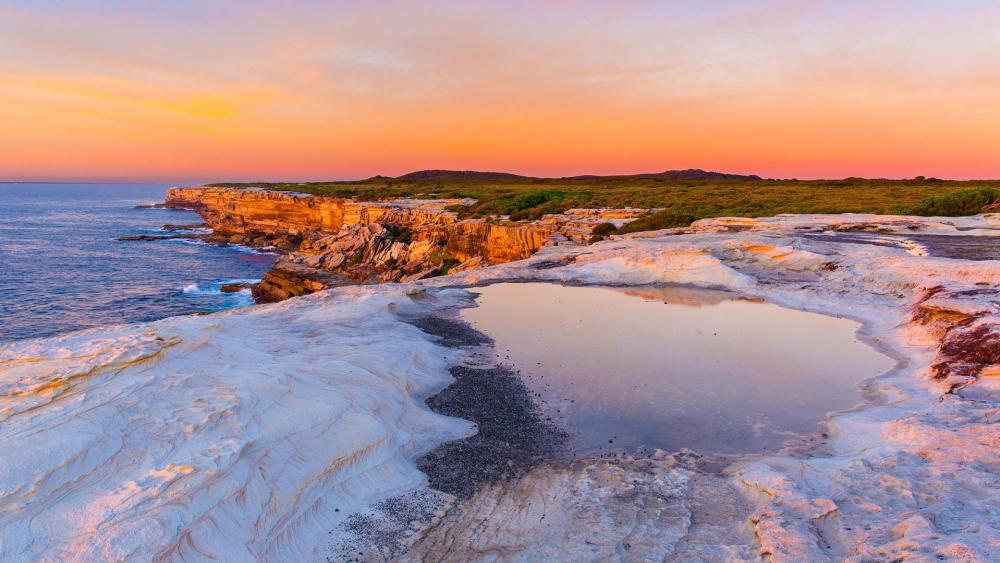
540, 207, 652, 243
349, 212, 1000, 561
252, 261, 355, 303
404, 455, 695, 562
218, 282, 255, 293
164, 186, 466, 236
160, 223, 207, 232
4, 212, 1000, 561
163, 186, 639, 301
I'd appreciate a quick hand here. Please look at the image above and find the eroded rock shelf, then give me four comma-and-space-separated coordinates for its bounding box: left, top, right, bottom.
5, 199, 999, 561
163, 186, 642, 301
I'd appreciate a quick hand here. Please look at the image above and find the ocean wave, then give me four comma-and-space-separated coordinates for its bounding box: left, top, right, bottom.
153, 227, 213, 235
181, 278, 261, 309
164, 237, 280, 256
228, 243, 281, 256
165, 237, 209, 247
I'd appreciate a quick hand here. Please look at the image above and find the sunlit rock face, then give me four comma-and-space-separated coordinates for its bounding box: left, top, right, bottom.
2, 211, 1000, 561
418, 219, 556, 263
164, 186, 467, 235
539, 207, 652, 243
165, 186, 575, 300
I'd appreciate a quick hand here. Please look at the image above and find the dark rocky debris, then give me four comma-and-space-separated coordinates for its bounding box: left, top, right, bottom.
416, 365, 568, 499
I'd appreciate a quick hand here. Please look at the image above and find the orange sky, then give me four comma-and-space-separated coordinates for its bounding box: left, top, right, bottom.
2, 1, 999, 182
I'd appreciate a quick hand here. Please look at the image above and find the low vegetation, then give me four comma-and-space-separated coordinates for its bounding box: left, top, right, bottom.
383, 223, 413, 244
910, 187, 999, 216
211, 175, 1000, 233
424, 247, 461, 274
588, 222, 619, 243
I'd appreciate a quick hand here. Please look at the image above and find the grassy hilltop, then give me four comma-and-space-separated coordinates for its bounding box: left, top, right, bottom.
210, 170, 1000, 233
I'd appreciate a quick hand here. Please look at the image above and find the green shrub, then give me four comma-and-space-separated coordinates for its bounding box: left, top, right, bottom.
461, 189, 581, 219
618, 211, 697, 233
384, 223, 412, 244
587, 222, 619, 243
425, 247, 461, 274
510, 189, 558, 210
439, 257, 462, 274
210, 176, 1000, 232
591, 222, 618, 237
509, 199, 572, 221
911, 188, 999, 216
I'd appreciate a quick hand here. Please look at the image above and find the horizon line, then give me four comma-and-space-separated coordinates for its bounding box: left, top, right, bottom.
0, 170, 994, 185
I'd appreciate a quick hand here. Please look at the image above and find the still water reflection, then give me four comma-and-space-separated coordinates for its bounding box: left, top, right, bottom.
461, 283, 895, 454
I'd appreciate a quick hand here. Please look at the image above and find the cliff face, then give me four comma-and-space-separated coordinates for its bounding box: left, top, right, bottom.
165, 186, 575, 301
165, 187, 462, 236
415, 221, 554, 263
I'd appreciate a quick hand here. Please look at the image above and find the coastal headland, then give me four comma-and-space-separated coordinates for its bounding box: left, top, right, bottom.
159, 185, 647, 301
151, 171, 1000, 307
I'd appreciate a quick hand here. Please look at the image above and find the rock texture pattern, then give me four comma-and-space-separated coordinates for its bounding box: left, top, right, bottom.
3, 212, 1000, 561
165, 187, 610, 301
416, 212, 1000, 562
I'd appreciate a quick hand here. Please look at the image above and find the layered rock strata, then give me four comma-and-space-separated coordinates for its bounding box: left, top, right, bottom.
539, 207, 652, 243
164, 186, 635, 301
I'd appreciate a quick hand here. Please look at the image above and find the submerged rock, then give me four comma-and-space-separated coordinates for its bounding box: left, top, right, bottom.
218, 282, 255, 293
116, 233, 207, 241
160, 223, 207, 231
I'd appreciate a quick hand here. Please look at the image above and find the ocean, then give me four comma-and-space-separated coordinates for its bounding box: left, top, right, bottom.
0, 183, 275, 341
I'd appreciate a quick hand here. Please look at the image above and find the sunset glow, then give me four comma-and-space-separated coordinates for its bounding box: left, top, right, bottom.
2, 0, 999, 181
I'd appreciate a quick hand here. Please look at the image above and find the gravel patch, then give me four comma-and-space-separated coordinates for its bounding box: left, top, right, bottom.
403, 315, 493, 348
416, 365, 569, 499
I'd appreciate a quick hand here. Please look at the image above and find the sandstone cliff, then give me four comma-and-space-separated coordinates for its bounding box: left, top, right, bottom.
165, 186, 618, 301
164, 187, 468, 248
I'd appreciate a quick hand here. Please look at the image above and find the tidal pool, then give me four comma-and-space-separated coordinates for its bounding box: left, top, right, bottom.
802, 231, 1000, 260
460, 283, 895, 455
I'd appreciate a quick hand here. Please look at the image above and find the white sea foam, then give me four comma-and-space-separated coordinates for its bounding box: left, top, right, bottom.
166, 237, 209, 247
164, 238, 279, 256
180, 278, 261, 309
154, 227, 213, 235
229, 243, 280, 256
181, 278, 261, 295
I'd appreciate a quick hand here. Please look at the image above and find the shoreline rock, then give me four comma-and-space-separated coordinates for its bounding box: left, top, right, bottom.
219, 282, 255, 293
157, 186, 645, 302
5, 213, 1000, 560
116, 233, 209, 242
160, 223, 207, 232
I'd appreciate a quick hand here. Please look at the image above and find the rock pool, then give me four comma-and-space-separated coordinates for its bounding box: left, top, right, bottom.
461, 282, 895, 454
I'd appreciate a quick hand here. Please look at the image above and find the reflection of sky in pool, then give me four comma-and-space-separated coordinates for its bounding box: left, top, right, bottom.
461, 283, 895, 455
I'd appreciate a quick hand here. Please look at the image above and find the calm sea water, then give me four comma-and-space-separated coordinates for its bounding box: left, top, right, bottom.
0, 183, 276, 342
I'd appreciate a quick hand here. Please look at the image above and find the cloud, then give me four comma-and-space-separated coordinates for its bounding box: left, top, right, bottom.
0, 0, 998, 180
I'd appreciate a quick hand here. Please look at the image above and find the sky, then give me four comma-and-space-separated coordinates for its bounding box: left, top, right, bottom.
1, 0, 999, 182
